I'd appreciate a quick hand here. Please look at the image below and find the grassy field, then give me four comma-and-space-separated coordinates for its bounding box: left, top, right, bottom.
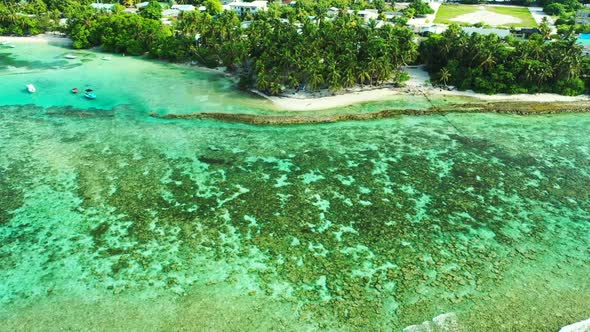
434, 4, 479, 22
434, 4, 538, 28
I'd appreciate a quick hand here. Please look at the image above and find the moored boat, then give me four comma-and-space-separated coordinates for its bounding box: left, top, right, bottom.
84, 92, 97, 99
72, 87, 79, 94
64, 54, 77, 59
26, 84, 36, 93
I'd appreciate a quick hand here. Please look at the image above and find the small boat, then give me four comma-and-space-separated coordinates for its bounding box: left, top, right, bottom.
84, 92, 97, 100
0, 41, 9, 45
102, 56, 111, 61
64, 54, 77, 59
26, 84, 36, 93
85, 88, 93, 92
8, 45, 15, 48
72, 87, 79, 94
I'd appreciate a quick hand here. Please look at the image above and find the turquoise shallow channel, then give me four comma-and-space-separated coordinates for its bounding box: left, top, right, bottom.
0, 41, 589, 331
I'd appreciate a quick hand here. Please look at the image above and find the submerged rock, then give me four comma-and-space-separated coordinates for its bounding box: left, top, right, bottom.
403, 312, 460, 332
432, 313, 460, 332
402, 321, 434, 332
559, 318, 590, 332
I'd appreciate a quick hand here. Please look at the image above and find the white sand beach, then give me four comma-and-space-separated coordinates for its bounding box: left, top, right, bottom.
261, 66, 590, 111
1, 34, 72, 45
264, 88, 590, 111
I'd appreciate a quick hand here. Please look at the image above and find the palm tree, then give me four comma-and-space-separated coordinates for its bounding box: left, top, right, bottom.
439, 67, 451, 86
480, 53, 496, 70
343, 68, 356, 88
358, 69, 371, 87
308, 70, 324, 91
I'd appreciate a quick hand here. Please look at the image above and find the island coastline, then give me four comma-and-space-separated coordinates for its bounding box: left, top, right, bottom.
5, 35, 590, 114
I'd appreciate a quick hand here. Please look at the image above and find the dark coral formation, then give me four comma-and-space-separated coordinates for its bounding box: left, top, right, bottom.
1, 105, 589, 330
149, 101, 590, 125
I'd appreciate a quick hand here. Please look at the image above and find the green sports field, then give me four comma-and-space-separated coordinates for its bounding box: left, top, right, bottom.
434, 4, 538, 28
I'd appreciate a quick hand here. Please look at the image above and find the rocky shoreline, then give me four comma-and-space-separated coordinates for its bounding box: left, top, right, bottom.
149, 101, 590, 125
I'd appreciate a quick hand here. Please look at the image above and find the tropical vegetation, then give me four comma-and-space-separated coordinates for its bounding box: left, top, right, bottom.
63, 3, 418, 94
2, 0, 590, 96
420, 24, 587, 95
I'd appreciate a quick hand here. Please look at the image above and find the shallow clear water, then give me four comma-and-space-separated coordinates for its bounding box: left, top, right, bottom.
0, 42, 589, 331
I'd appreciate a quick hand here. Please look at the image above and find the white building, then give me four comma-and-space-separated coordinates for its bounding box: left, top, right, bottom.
162, 8, 181, 17
90, 3, 115, 10
461, 27, 511, 38
228, 1, 268, 15
576, 10, 590, 24
171, 4, 196, 11
419, 25, 447, 35
383, 11, 403, 20
327, 7, 339, 16
356, 9, 378, 21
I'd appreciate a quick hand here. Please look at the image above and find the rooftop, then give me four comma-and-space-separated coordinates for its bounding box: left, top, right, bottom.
462, 27, 511, 38
171, 4, 195, 11
90, 3, 115, 10
228, 1, 268, 7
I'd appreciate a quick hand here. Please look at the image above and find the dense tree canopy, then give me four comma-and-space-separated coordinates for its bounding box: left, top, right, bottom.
0, 1, 56, 35
541, 0, 582, 15
406, 0, 434, 17
140, 0, 162, 20
420, 24, 587, 95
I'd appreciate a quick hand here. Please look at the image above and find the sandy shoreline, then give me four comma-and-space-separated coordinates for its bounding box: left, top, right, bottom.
1, 34, 72, 45
255, 66, 590, 111
260, 88, 590, 111
250, 64, 557, 111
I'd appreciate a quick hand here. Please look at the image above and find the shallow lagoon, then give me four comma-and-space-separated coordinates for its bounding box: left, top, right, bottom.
0, 42, 589, 331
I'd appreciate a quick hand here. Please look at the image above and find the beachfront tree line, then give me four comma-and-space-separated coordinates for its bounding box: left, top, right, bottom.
420, 24, 587, 95
2, 0, 590, 96
63, 7, 419, 93
0, 0, 59, 35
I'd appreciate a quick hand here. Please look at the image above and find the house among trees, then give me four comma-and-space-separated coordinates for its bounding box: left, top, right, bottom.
90, 3, 115, 11
512, 28, 541, 39
575, 9, 590, 24
356, 9, 379, 21
228, 1, 268, 15
171, 4, 195, 12
383, 11, 404, 20
327, 7, 339, 16
461, 27, 511, 38
136, 2, 150, 9
162, 9, 180, 17
418, 25, 446, 36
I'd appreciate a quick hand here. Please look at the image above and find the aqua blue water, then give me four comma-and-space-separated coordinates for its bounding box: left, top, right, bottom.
577, 33, 590, 47
0, 41, 589, 331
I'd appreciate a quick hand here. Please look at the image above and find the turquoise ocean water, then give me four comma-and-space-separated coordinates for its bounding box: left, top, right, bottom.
0, 41, 589, 331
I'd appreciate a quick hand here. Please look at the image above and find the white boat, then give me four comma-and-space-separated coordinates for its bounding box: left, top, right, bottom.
26, 84, 36, 93
102, 56, 111, 61
8, 45, 15, 48
0, 41, 9, 45
64, 54, 77, 59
